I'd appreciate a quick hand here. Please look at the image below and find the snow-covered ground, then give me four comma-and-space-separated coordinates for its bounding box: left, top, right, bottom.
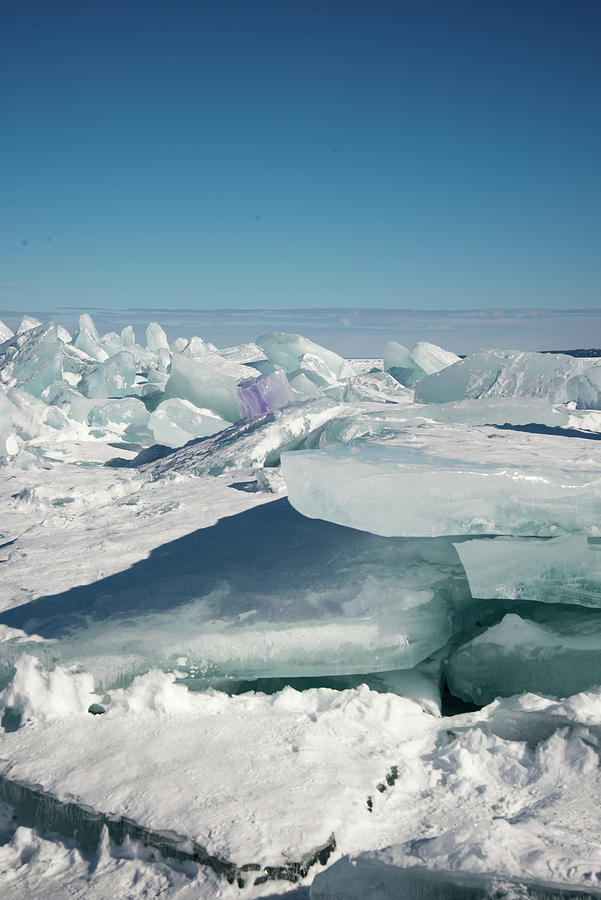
2, 314, 601, 897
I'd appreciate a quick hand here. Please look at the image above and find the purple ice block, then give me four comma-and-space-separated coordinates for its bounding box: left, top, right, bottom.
237, 368, 295, 419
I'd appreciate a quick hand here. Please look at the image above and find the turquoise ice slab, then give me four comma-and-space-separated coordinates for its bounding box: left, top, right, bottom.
282, 423, 601, 537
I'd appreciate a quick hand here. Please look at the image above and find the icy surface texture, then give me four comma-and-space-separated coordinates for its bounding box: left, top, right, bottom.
79, 351, 136, 398
283, 423, 601, 537
447, 608, 601, 704
456, 536, 601, 607
257, 331, 345, 382
237, 369, 295, 418
163, 353, 252, 422
415, 348, 597, 404
148, 398, 229, 447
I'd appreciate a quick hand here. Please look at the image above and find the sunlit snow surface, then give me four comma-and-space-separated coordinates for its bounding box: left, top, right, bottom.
2, 314, 601, 896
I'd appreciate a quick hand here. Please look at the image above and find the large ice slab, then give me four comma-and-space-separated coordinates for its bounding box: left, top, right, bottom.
447, 608, 601, 704
455, 536, 601, 607
282, 423, 601, 537
237, 369, 295, 419
415, 348, 597, 404
0, 500, 473, 686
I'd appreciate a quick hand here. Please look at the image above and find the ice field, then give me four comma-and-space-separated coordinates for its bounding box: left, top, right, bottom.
2, 313, 601, 897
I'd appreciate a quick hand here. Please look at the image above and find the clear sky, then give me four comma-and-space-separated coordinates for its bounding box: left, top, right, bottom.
2, 0, 601, 314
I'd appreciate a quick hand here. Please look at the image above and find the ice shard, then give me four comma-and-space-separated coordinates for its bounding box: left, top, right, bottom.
121, 325, 135, 346
74, 327, 109, 362
149, 398, 229, 447
0, 324, 64, 398
16, 314, 42, 334
257, 332, 345, 379
79, 351, 137, 398
410, 340, 460, 375
0, 319, 14, 343
237, 369, 295, 419
282, 423, 601, 537
78, 313, 100, 341
145, 322, 169, 353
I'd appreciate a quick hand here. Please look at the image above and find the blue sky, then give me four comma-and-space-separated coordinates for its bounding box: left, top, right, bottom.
2, 0, 601, 318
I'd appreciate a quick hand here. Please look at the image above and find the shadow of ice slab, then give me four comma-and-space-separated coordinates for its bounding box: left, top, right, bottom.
0, 500, 474, 688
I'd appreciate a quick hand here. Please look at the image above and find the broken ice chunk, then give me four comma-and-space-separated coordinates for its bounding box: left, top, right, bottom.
383, 341, 427, 386
567, 367, 601, 410
74, 328, 109, 362
56, 325, 72, 343
78, 313, 100, 341
146, 322, 169, 353
410, 340, 460, 375
447, 609, 601, 704
237, 369, 295, 419
88, 398, 150, 434
257, 331, 345, 378
455, 536, 601, 608
415, 348, 596, 404
16, 314, 42, 334
0, 319, 15, 343
164, 354, 253, 422
282, 423, 601, 537
0, 324, 64, 397
79, 351, 136, 398
327, 371, 412, 404
149, 398, 229, 447
289, 373, 323, 400
182, 336, 215, 357
121, 325, 135, 346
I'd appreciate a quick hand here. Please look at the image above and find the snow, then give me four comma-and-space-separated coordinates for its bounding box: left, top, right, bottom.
2, 312, 601, 896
